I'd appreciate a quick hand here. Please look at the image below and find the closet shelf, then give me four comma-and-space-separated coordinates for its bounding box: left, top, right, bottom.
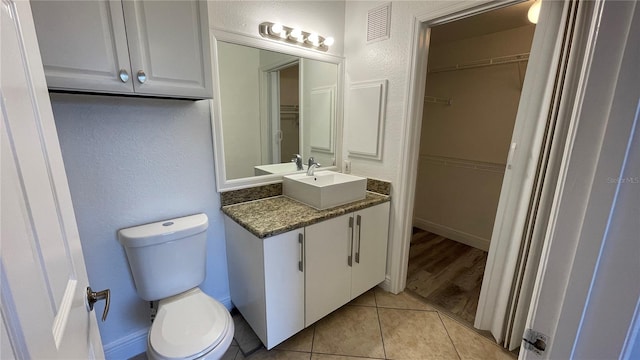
428, 52, 530, 73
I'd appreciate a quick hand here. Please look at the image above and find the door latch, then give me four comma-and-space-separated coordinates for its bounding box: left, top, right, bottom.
87, 287, 111, 322
523, 328, 548, 355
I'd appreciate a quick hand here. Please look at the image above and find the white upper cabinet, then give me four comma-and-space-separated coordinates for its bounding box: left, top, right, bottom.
31, 1, 132, 94
31, 0, 212, 99
121, 0, 211, 98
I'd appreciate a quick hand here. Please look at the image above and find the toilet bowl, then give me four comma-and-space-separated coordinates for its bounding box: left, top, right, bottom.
118, 214, 234, 360
146, 289, 234, 360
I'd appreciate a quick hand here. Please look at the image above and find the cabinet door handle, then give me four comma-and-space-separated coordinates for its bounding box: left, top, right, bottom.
118, 69, 129, 83
348, 216, 354, 267
137, 70, 147, 84
298, 233, 304, 272
355, 215, 362, 264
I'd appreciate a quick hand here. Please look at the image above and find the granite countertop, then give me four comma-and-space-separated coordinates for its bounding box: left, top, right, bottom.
222, 192, 390, 239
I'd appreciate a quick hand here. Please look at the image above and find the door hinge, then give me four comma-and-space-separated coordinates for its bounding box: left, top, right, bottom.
523, 328, 548, 356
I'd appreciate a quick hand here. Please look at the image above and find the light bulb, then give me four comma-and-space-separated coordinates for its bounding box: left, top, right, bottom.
528, 0, 541, 24
323, 37, 335, 47
270, 23, 283, 36
307, 33, 319, 46
290, 28, 303, 42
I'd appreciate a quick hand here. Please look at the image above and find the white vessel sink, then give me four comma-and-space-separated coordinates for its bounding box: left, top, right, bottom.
254, 163, 306, 176
283, 170, 367, 210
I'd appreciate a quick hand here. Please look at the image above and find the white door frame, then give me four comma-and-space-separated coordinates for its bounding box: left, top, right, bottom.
523, 1, 639, 358
259, 59, 301, 164
391, 0, 569, 341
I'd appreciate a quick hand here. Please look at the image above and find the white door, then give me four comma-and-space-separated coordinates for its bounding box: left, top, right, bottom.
522, 1, 639, 358
1, 1, 105, 358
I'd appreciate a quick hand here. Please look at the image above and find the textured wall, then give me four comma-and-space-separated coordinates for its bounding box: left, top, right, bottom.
342, 1, 482, 284
51, 93, 228, 357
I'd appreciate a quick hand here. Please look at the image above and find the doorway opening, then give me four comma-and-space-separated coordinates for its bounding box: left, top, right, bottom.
265, 61, 300, 164
276, 64, 300, 163
407, 1, 535, 328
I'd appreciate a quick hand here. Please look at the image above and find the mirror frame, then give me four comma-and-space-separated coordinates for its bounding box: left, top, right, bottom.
210, 29, 345, 192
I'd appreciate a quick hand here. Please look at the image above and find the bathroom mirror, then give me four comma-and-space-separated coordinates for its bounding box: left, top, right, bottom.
210, 30, 344, 191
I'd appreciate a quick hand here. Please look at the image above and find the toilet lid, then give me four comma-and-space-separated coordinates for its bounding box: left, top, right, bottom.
150, 289, 230, 359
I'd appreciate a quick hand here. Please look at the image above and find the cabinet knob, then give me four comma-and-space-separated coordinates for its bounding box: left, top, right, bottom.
118, 69, 129, 83
137, 70, 147, 84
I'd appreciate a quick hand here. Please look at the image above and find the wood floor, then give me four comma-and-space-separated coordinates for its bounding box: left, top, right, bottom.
406, 228, 488, 325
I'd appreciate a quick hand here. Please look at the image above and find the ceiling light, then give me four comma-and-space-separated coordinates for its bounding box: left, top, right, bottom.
528, 0, 541, 24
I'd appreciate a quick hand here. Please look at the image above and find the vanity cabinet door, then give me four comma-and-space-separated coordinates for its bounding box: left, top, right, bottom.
30, 0, 134, 94
350, 202, 390, 299
122, 0, 212, 98
263, 228, 305, 348
304, 213, 352, 327
224, 217, 304, 349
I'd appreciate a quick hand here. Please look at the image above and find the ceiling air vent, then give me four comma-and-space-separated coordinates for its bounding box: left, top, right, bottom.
367, 3, 391, 43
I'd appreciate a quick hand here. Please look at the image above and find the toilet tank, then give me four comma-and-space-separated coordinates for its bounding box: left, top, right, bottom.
118, 213, 208, 301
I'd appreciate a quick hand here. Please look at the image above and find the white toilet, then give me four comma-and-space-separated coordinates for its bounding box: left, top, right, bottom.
118, 213, 234, 360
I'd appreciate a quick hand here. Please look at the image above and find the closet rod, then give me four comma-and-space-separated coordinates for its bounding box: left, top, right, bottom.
424, 96, 452, 105
428, 52, 530, 73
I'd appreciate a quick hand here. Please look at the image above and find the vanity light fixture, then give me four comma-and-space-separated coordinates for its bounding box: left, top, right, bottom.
269, 22, 285, 37
259, 22, 333, 52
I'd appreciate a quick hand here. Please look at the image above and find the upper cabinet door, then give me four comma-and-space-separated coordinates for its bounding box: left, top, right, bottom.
31, 0, 133, 94
122, 0, 212, 98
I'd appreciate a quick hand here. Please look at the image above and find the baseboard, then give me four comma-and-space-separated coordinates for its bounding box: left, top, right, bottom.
378, 275, 393, 293
103, 328, 148, 360
103, 295, 232, 360
413, 218, 490, 251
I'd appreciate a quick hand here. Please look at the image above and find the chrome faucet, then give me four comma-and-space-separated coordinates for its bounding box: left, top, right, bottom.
291, 154, 303, 171
306, 157, 321, 176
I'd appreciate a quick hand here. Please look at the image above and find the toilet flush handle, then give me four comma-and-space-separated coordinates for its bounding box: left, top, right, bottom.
87, 286, 111, 322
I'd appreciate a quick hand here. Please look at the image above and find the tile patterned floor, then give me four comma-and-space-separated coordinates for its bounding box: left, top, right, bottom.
222, 288, 516, 360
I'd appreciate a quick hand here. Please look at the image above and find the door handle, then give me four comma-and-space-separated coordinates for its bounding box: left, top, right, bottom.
355, 215, 362, 263
348, 216, 354, 266
298, 233, 304, 272
87, 287, 110, 322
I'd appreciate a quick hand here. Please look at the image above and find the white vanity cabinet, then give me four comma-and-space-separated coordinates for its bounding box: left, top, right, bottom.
224, 201, 389, 349
224, 218, 305, 349
30, 0, 212, 99
305, 202, 390, 326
